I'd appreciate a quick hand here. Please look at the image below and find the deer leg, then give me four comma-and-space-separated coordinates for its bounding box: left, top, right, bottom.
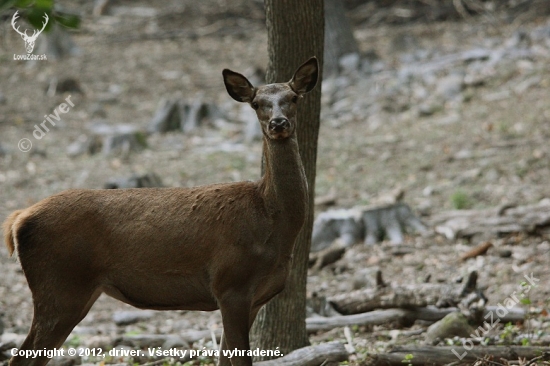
10, 289, 100, 366
217, 331, 231, 366
217, 303, 263, 366
217, 296, 253, 366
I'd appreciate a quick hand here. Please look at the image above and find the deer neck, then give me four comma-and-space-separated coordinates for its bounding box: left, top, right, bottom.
259, 134, 308, 236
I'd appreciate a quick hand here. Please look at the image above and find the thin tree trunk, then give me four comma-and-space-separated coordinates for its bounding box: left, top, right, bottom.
251, 0, 324, 360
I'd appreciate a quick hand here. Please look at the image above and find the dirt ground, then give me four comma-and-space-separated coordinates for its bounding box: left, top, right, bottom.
0, 1, 549, 365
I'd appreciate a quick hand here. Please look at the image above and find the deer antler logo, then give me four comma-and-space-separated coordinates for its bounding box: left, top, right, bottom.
11, 11, 49, 54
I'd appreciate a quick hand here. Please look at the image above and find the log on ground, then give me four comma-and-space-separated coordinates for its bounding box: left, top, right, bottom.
328, 271, 480, 315
305, 306, 525, 333
429, 200, 550, 240
255, 341, 348, 366
307, 309, 408, 333
365, 345, 550, 366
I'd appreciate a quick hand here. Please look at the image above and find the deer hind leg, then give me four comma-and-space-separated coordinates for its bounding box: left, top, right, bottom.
216, 294, 255, 366
10, 288, 101, 366
217, 303, 263, 366
218, 331, 231, 366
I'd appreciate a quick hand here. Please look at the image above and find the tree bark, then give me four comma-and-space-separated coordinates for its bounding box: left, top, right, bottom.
250, 0, 324, 360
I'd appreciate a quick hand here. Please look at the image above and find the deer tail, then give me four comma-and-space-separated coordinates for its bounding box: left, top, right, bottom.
3, 210, 23, 257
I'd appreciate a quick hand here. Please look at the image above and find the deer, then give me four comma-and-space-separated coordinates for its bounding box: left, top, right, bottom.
11, 11, 49, 54
2, 57, 319, 366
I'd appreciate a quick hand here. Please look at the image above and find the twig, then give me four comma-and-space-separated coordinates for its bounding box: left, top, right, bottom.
525, 351, 550, 366
453, 0, 471, 19
461, 241, 493, 261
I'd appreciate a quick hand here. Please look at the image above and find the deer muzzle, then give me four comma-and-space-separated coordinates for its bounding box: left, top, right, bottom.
269, 118, 290, 133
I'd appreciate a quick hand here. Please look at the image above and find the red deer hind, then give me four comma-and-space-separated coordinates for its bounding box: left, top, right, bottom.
3, 57, 319, 366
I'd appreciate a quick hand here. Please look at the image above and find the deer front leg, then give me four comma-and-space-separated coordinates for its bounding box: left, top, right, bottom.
217, 295, 253, 366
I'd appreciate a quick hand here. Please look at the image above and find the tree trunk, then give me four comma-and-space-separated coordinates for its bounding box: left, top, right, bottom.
250, 0, 324, 360
323, 0, 359, 76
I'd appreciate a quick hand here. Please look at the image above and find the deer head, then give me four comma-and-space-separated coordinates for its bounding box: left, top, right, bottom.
223, 57, 319, 140
12, 11, 49, 54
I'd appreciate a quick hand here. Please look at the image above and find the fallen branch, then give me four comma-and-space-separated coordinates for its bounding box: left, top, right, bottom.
306, 306, 525, 333
309, 242, 347, 270
256, 342, 348, 366
460, 241, 493, 261
307, 309, 409, 333
429, 200, 550, 240
328, 271, 480, 315
175, 306, 524, 346
180, 328, 222, 344
365, 346, 550, 366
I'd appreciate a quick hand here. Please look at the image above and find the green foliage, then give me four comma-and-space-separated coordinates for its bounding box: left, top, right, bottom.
445, 338, 456, 346
520, 297, 532, 305
0, 0, 80, 31
499, 322, 517, 344
402, 353, 414, 365
134, 131, 149, 148
124, 330, 142, 336
450, 190, 471, 210
64, 335, 80, 347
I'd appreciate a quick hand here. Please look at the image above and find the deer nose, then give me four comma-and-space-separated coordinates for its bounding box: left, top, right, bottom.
269, 118, 290, 132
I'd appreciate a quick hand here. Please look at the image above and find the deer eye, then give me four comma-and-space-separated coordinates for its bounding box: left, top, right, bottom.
291, 95, 298, 103
252, 102, 259, 110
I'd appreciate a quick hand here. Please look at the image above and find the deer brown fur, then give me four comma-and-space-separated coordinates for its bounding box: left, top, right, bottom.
3, 57, 319, 366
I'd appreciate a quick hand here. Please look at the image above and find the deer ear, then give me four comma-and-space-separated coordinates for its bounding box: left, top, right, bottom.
222, 69, 256, 103
289, 57, 319, 96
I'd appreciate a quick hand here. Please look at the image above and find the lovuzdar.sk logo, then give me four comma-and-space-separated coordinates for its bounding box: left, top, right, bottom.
11, 10, 48, 60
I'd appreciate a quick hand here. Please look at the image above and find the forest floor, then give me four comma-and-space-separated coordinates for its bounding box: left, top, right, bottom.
0, 1, 549, 365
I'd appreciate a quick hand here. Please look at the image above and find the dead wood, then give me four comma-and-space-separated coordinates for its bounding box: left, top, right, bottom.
362, 203, 427, 245
175, 305, 525, 341
305, 306, 525, 333
307, 309, 409, 333
348, 0, 550, 26
429, 200, 550, 240
329, 271, 479, 315
180, 328, 222, 344
365, 345, 550, 366
460, 241, 493, 261
311, 202, 427, 252
308, 241, 347, 270
255, 341, 348, 366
